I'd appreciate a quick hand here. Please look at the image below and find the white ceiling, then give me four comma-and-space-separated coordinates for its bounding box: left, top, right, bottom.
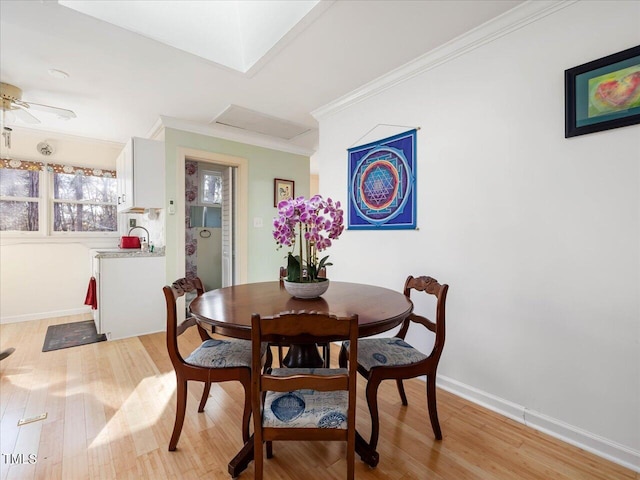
58, 0, 323, 74
0, 0, 523, 153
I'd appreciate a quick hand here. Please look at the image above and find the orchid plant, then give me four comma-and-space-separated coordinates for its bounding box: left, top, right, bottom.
273, 195, 344, 282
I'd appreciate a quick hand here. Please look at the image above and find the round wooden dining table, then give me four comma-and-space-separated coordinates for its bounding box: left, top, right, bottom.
189, 280, 412, 337
189, 280, 413, 475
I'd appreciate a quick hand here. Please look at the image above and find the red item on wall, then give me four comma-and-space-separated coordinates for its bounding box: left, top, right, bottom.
84, 277, 97, 310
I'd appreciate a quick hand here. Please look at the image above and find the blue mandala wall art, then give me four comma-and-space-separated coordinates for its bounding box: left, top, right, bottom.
347, 129, 417, 230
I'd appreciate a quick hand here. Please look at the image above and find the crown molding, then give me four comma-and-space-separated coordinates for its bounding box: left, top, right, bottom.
158, 115, 315, 157
312, 0, 577, 120
146, 117, 166, 141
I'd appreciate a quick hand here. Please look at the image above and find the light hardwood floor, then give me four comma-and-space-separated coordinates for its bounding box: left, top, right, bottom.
0, 315, 636, 480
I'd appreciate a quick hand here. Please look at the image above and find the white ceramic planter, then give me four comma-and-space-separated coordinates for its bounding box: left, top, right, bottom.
283, 279, 330, 299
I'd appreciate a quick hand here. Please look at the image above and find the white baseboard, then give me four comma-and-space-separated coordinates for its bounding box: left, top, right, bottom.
0, 307, 91, 324
437, 375, 640, 473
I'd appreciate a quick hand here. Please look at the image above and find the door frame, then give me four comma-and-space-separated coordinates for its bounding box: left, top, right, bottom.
175, 147, 248, 284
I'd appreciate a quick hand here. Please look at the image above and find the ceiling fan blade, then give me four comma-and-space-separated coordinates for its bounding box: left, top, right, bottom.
25, 101, 76, 119
13, 105, 41, 124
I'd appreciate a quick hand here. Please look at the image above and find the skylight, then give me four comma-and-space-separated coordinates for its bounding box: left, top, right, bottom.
59, 0, 320, 74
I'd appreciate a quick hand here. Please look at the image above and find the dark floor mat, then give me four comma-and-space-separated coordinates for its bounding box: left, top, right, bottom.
42, 320, 107, 352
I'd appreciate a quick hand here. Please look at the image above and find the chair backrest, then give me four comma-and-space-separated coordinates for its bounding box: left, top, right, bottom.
163, 277, 205, 368
279, 266, 327, 282
398, 275, 448, 362
279, 266, 287, 282
251, 310, 358, 431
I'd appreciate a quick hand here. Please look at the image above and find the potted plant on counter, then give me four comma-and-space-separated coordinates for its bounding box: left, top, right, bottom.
273, 195, 344, 298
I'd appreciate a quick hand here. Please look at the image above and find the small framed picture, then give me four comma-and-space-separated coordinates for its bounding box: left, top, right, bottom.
565, 45, 640, 138
274, 178, 294, 207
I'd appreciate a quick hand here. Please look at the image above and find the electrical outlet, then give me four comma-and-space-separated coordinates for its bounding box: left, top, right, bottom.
129, 219, 136, 228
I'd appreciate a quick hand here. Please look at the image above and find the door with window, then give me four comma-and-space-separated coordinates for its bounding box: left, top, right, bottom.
186, 162, 235, 289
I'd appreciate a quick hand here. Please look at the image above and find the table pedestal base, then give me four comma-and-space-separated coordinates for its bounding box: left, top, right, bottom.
227, 431, 379, 477
282, 344, 324, 368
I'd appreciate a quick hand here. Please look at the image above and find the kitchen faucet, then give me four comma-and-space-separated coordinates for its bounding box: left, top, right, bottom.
128, 226, 150, 242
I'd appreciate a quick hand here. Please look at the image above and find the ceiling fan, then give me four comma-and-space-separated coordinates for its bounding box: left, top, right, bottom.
1, 82, 77, 125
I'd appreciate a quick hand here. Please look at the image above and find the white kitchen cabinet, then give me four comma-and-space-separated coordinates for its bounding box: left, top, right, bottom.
115, 146, 131, 213
90, 251, 166, 340
117, 137, 164, 213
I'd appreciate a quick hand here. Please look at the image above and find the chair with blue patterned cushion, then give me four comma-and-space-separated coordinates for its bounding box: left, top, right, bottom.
163, 277, 271, 451
251, 310, 359, 480
339, 275, 448, 452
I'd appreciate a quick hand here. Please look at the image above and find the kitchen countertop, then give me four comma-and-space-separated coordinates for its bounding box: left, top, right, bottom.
93, 246, 165, 258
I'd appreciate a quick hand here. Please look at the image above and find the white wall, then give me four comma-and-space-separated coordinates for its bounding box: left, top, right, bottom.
163, 128, 311, 285
314, 0, 639, 470
310, 173, 319, 196
0, 129, 123, 322
0, 127, 121, 167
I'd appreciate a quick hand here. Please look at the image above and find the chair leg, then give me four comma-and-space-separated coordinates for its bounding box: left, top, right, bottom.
198, 381, 211, 412
196, 323, 212, 342
254, 433, 264, 480
426, 374, 442, 440
264, 346, 273, 370
266, 441, 273, 459
338, 343, 348, 368
241, 380, 252, 443
347, 433, 355, 480
323, 342, 331, 368
277, 345, 284, 367
396, 379, 408, 406
169, 378, 188, 451
365, 377, 382, 450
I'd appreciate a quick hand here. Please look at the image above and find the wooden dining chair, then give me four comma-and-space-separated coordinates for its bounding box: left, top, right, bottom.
251, 310, 359, 480
339, 275, 449, 451
277, 266, 330, 367
163, 277, 269, 451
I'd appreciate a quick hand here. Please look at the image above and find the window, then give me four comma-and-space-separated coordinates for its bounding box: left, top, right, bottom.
53, 172, 117, 232
0, 168, 40, 231
0, 158, 117, 235
200, 169, 222, 205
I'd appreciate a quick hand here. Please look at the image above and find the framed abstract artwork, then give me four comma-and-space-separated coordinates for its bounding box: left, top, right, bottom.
274, 178, 294, 207
347, 129, 417, 230
565, 45, 640, 138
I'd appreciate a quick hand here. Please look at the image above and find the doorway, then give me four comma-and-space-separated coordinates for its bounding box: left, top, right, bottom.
174, 147, 249, 288
185, 161, 235, 289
